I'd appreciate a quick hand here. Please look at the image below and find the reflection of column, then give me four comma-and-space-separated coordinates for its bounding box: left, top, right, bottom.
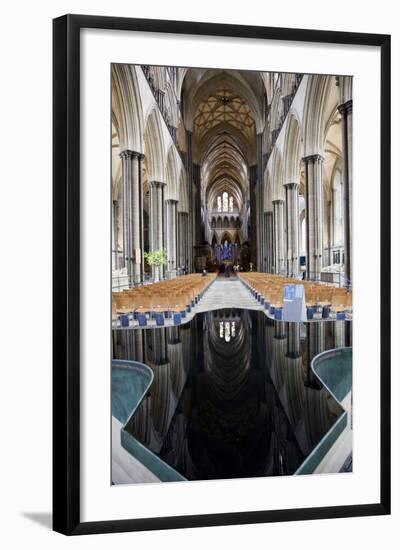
284, 183, 300, 277
151, 328, 168, 366
120, 150, 144, 286
282, 326, 305, 445
284, 354, 305, 429
334, 320, 345, 348
149, 181, 165, 277
307, 322, 325, 362
338, 100, 352, 285
273, 199, 285, 275
134, 330, 144, 363
303, 155, 324, 279
274, 321, 286, 340
122, 330, 134, 361
271, 323, 287, 394
286, 323, 301, 358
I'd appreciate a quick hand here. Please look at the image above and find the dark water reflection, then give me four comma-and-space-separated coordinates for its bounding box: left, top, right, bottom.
112, 310, 352, 480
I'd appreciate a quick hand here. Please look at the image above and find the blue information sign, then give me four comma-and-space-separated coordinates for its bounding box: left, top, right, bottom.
282, 284, 306, 322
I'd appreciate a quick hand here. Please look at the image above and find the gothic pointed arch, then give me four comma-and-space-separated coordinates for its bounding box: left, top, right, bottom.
284, 112, 303, 184
221, 231, 232, 245
178, 169, 188, 213
166, 145, 179, 200
303, 75, 338, 156
270, 148, 284, 201
144, 107, 166, 182
263, 167, 273, 212
111, 64, 144, 153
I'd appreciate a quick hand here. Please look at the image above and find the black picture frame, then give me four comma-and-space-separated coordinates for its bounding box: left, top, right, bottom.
53, 14, 391, 535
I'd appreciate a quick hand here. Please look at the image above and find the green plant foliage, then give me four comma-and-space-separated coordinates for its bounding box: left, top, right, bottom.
144, 248, 167, 267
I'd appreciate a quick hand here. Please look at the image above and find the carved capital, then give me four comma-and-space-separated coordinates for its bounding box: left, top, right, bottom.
119, 150, 144, 161
338, 99, 353, 116
284, 182, 299, 191
150, 180, 166, 189
303, 154, 324, 164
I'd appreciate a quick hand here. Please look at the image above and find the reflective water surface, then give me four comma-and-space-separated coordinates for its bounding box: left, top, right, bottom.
112, 310, 352, 480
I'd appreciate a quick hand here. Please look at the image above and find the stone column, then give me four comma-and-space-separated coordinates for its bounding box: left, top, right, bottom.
177, 212, 183, 271
338, 100, 352, 285
149, 180, 166, 279
193, 164, 201, 250
172, 201, 177, 273
327, 198, 332, 266
265, 211, 274, 273
112, 200, 119, 270
165, 199, 178, 276
249, 166, 258, 268
185, 130, 194, 272
257, 132, 265, 272
273, 199, 285, 275
284, 182, 300, 277
303, 154, 324, 280
184, 213, 189, 269
120, 150, 144, 286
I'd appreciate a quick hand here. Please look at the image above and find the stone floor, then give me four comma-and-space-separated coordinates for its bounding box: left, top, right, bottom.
196, 278, 263, 312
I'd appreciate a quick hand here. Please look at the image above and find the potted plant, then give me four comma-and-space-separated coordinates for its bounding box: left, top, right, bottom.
144, 248, 167, 282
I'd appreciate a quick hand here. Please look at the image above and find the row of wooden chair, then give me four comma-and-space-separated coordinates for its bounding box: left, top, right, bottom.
239, 272, 352, 318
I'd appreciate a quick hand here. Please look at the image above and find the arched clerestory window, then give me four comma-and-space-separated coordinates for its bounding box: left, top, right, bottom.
216, 192, 235, 212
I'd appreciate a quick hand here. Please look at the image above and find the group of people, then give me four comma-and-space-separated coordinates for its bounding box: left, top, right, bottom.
182, 262, 243, 278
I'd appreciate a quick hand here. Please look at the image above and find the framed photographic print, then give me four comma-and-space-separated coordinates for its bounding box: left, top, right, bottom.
53, 14, 391, 535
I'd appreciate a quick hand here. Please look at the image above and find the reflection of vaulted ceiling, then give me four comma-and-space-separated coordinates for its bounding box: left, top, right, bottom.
203, 314, 252, 400
194, 89, 255, 142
